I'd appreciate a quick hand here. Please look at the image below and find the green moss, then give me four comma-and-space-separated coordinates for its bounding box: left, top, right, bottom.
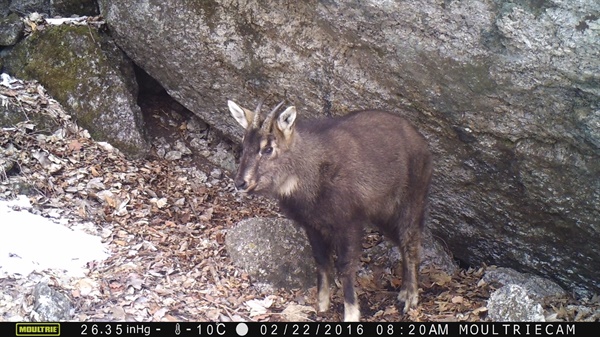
2, 24, 149, 157
16, 26, 108, 139
8, 25, 102, 99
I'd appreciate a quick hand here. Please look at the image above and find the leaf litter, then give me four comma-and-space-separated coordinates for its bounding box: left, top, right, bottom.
0, 76, 598, 322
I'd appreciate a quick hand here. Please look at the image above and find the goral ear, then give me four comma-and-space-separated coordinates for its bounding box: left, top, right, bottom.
276, 106, 297, 140
228, 100, 254, 129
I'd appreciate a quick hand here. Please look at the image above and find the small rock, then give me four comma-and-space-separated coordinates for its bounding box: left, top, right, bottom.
483, 267, 566, 301
0, 13, 24, 46
32, 282, 72, 321
187, 118, 208, 132
165, 150, 182, 161
226, 217, 315, 290
487, 284, 545, 322
28, 13, 44, 23
174, 140, 191, 155
210, 168, 222, 179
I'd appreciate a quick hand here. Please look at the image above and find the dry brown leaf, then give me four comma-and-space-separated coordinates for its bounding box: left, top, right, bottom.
199, 207, 214, 222
90, 166, 100, 176
162, 314, 180, 321
451, 296, 464, 304
109, 281, 123, 291
246, 297, 274, 317
472, 306, 487, 315
390, 277, 402, 288
77, 278, 95, 297
280, 303, 316, 321
68, 140, 83, 151
110, 306, 126, 320
215, 232, 226, 244
430, 271, 452, 286
152, 307, 169, 320
383, 305, 399, 315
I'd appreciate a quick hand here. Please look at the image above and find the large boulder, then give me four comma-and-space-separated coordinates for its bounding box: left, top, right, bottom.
2, 24, 150, 158
225, 217, 315, 290
99, 0, 600, 296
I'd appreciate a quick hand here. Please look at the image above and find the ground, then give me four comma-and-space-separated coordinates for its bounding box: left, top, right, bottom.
0, 76, 598, 322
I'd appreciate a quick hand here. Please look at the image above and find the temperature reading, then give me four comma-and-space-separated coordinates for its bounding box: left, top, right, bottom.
197, 323, 226, 335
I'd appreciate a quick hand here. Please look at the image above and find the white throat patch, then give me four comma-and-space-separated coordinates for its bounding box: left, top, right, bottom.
278, 175, 299, 197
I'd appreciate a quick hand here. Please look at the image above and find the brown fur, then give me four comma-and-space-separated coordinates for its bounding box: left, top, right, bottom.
229, 101, 433, 321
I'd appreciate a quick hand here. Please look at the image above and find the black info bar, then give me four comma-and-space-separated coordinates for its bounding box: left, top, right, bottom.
5, 322, 591, 337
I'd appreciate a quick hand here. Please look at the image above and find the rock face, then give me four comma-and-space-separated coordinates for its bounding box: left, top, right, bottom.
99, 0, 599, 296
2, 24, 150, 158
7, 0, 99, 17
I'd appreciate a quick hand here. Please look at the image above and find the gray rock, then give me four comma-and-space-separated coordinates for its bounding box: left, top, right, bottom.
483, 267, 567, 301
32, 282, 72, 321
0, 0, 11, 18
99, 0, 600, 295
8, 0, 98, 17
0, 13, 23, 46
9, 0, 49, 16
487, 284, 546, 322
2, 24, 150, 158
225, 217, 315, 290
51, 0, 99, 17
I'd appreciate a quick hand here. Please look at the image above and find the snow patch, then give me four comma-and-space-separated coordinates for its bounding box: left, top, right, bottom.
0, 196, 109, 278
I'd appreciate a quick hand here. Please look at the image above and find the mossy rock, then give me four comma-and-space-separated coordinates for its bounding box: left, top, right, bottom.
2, 24, 149, 158
0, 13, 24, 46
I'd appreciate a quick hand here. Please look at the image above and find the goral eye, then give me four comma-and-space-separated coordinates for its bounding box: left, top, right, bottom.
261, 146, 273, 155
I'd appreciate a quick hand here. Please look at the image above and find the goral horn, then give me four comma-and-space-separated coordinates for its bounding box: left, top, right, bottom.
261, 100, 285, 131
